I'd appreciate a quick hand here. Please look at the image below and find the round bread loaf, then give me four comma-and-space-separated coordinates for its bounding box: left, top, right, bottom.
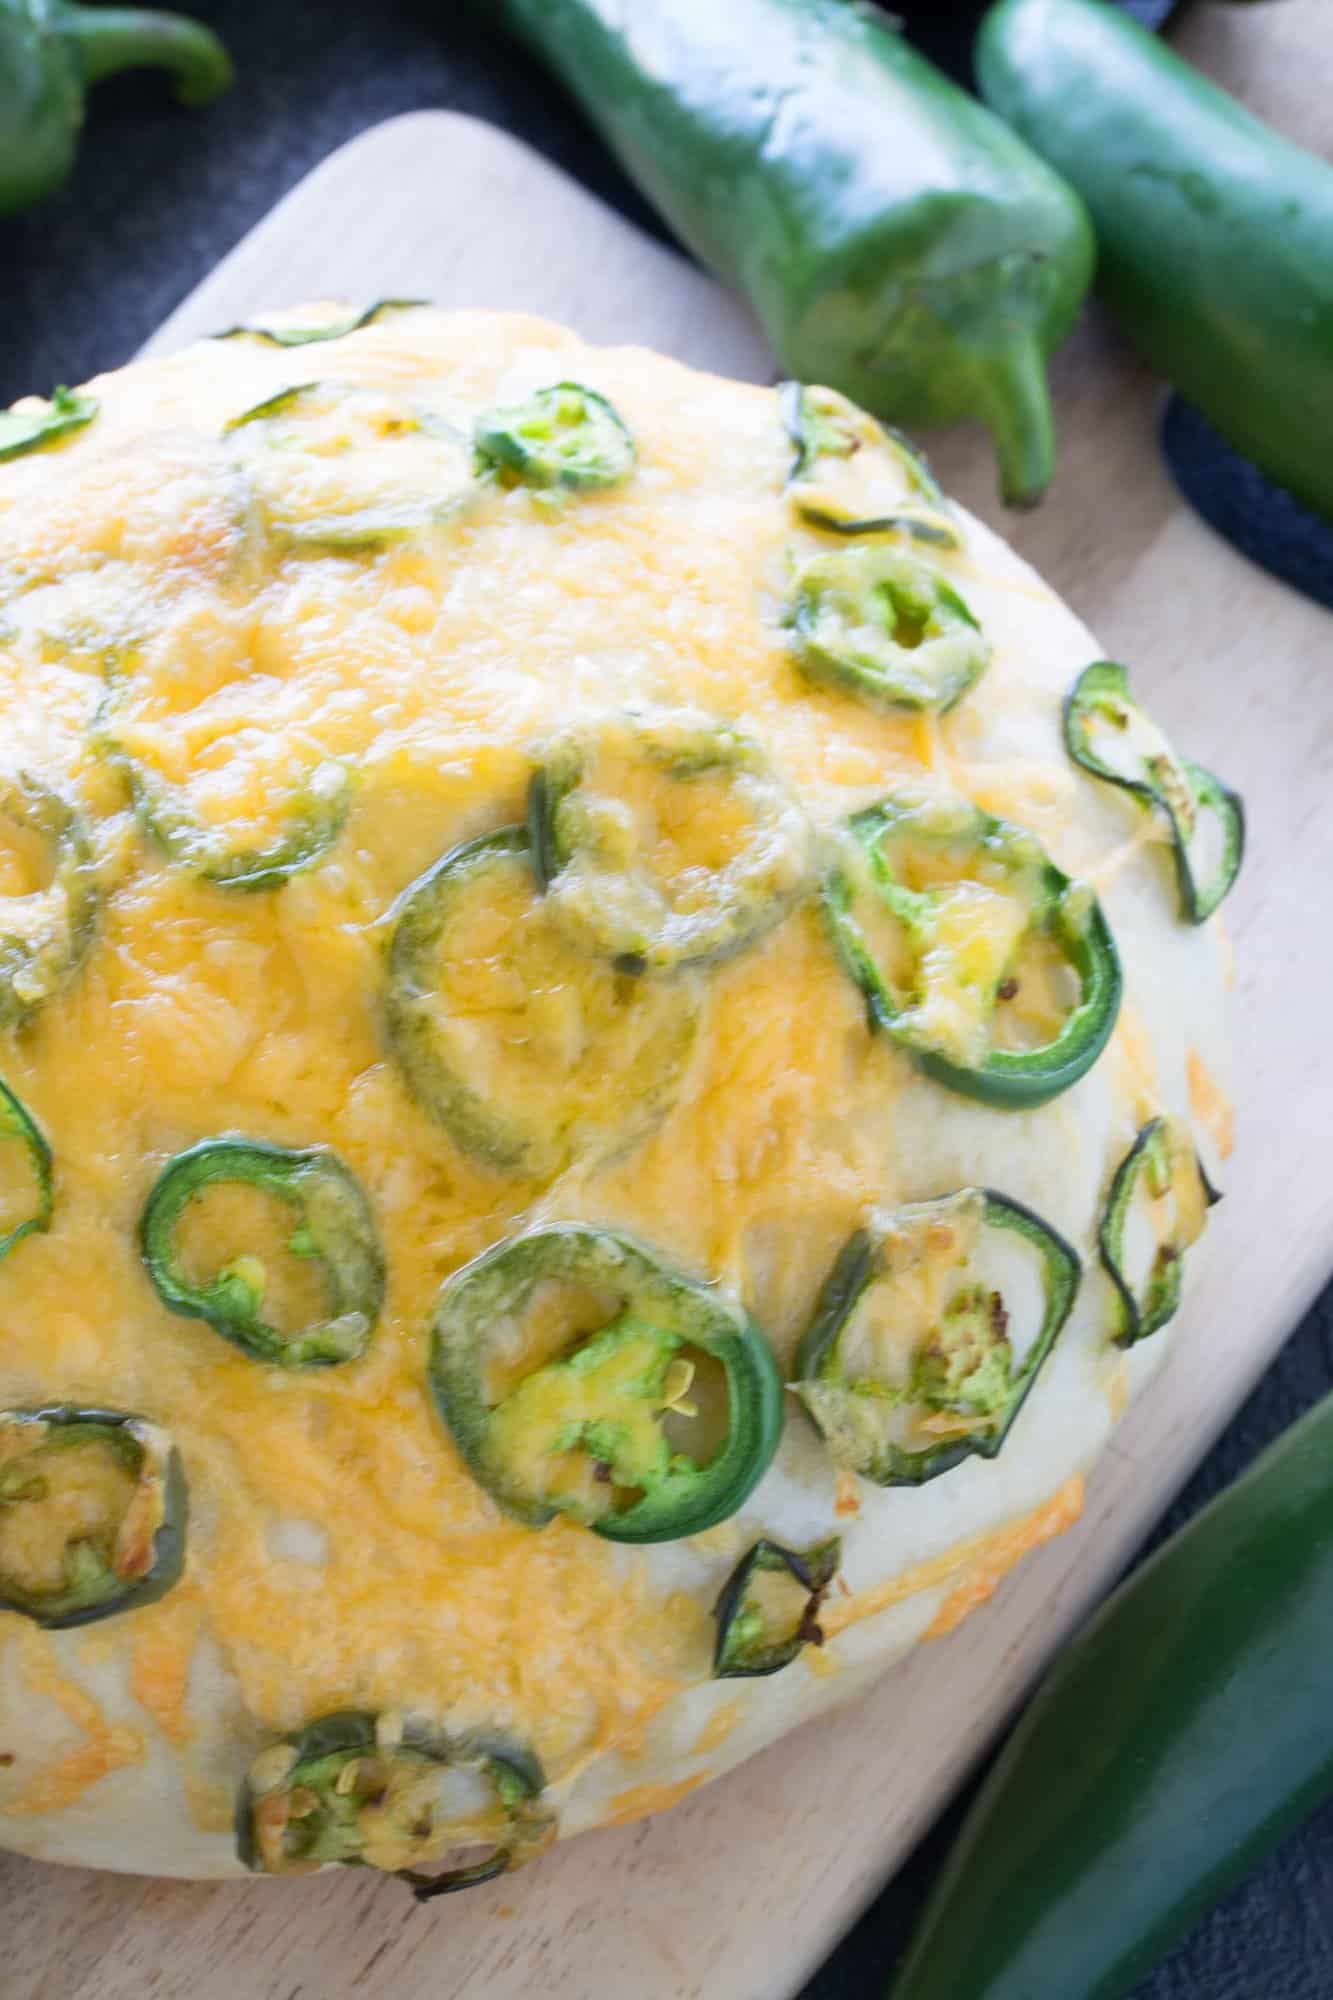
0, 306, 1234, 1886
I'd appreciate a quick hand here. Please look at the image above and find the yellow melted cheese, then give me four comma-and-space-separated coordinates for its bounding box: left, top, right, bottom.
0, 308, 1228, 1853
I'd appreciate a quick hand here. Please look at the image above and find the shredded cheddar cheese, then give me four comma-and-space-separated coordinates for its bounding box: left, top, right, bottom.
0, 307, 1231, 1876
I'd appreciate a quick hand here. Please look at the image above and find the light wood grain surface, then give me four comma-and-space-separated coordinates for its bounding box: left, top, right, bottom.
9, 6, 1333, 1994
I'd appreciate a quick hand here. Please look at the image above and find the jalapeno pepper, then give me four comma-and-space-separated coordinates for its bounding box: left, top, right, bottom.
430, 1224, 785, 1543
0, 1405, 186, 1627
0, 386, 98, 460
713, 1535, 841, 1678
237, 1710, 555, 1898
211, 300, 428, 347
824, 788, 1112, 1112
98, 716, 351, 894
824, 791, 1121, 1108
0, 771, 97, 1028
474, 382, 635, 491
1099, 1116, 1218, 1348
493, 0, 1095, 506
794, 1190, 1080, 1487
140, 1138, 385, 1368
781, 384, 959, 550
0, 1077, 52, 1263
530, 709, 814, 975
96, 660, 349, 893
886, 1379, 1333, 2000
786, 547, 990, 716
977, 0, 1333, 525
385, 826, 700, 1178
224, 381, 477, 550
1064, 660, 1244, 924
0, 1, 232, 217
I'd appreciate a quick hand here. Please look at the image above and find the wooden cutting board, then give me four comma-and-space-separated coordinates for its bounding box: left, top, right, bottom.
8, 7, 1333, 1994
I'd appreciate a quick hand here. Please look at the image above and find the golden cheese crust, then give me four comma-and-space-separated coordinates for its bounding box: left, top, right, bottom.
0, 308, 1231, 1881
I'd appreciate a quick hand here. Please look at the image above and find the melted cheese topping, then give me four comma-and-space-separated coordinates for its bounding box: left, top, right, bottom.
0, 309, 1231, 1868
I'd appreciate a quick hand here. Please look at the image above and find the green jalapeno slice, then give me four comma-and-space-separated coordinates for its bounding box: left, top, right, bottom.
211, 300, 427, 346
99, 710, 350, 892
1064, 660, 1244, 924
530, 709, 814, 974
0, 1078, 52, 1263
1099, 1116, 1219, 1348
385, 826, 699, 1178
474, 381, 634, 490
237, 1710, 555, 1897
786, 544, 989, 714
794, 1190, 1080, 1487
0, 387, 98, 462
0, 772, 97, 1027
781, 382, 958, 548
140, 1138, 384, 1368
430, 1224, 785, 1543
0, 1406, 186, 1627
224, 379, 475, 549
713, 1535, 842, 1678
824, 790, 1121, 1108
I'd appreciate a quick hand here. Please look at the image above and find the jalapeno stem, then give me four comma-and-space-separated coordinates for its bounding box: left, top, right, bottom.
67, 5, 233, 104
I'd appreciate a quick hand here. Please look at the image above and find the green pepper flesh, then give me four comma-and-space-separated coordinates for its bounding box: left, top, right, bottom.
0, 2, 232, 216
794, 1190, 1080, 1487
977, 0, 1333, 523
786, 547, 989, 715
1064, 660, 1244, 924
1099, 1116, 1217, 1347
713, 1535, 841, 1677
0, 771, 97, 1026
530, 709, 814, 973
0, 1405, 186, 1627
474, 381, 635, 491
0, 1076, 53, 1263
140, 1137, 385, 1368
385, 825, 700, 1178
887, 1381, 1333, 2000
824, 791, 1121, 1108
237, 1709, 555, 1896
430, 1224, 785, 1543
781, 382, 958, 549
495, 0, 1095, 504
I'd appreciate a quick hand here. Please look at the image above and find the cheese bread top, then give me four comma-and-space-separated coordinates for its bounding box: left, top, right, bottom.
0, 308, 1234, 1886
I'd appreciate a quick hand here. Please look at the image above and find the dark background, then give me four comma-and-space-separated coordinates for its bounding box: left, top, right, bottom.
8, 3, 1333, 1995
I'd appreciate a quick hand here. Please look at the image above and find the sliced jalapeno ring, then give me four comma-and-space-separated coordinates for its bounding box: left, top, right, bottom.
713, 1535, 841, 1678
430, 1224, 785, 1544
99, 711, 350, 892
140, 1138, 384, 1368
98, 696, 348, 892
1099, 1116, 1216, 1348
786, 544, 989, 714
0, 771, 98, 1027
0, 387, 98, 462
224, 379, 476, 549
237, 1710, 556, 1894
781, 382, 959, 548
825, 790, 1121, 1108
530, 709, 814, 973
0, 1078, 52, 1262
1064, 660, 1245, 924
385, 826, 699, 1179
474, 381, 634, 491
794, 1190, 1080, 1488
0, 1406, 186, 1627
211, 300, 428, 346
